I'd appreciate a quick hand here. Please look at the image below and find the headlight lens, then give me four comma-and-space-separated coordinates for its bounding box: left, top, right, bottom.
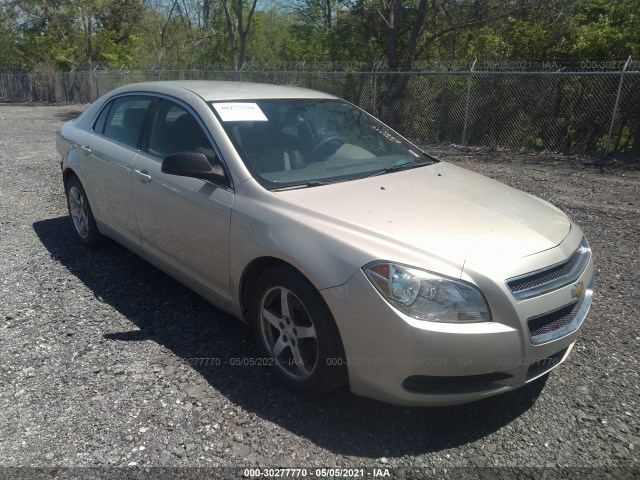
363, 262, 491, 322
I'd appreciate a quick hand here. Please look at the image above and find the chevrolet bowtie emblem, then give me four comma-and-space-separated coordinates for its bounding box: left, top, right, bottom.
571, 281, 585, 299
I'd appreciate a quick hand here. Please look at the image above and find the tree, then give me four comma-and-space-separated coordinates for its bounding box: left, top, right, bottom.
246, 7, 305, 65
358, 0, 538, 128
1, 0, 636, 73
293, 0, 342, 30
372, 0, 536, 71
0, 2, 21, 69
221, 0, 258, 71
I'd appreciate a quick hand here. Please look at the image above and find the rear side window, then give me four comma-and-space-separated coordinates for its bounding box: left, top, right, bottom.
103, 96, 152, 148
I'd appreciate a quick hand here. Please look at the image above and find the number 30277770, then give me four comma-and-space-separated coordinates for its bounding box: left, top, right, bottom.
242, 468, 391, 478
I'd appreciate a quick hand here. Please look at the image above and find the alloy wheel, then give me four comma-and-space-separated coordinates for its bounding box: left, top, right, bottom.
68, 186, 90, 239
259, 286, 319, 380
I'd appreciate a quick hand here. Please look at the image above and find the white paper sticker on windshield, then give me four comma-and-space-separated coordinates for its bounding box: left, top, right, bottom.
212, 102, 268, 122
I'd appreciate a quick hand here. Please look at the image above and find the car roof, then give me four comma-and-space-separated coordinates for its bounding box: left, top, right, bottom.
113, 80, 337, 102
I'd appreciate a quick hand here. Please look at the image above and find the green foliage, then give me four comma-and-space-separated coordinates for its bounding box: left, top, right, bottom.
246, 9, 303, 65
572, 0, 640, 58
0, 0, 636, 72
465, 0, 639, 63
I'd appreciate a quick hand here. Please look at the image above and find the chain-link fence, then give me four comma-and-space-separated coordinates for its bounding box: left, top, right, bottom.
1, 67, 638, 157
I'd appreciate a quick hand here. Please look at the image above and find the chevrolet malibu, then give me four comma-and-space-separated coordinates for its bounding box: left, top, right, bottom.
56, 81, 594, 406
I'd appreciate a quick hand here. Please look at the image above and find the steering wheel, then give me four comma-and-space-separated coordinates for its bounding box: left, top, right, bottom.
313, 136, 345, 155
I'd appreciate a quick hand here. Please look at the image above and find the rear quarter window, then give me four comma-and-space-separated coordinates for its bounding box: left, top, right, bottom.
93, 101, 111, 134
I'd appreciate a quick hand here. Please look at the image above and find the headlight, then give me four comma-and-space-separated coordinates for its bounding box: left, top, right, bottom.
363, 262, 491, 322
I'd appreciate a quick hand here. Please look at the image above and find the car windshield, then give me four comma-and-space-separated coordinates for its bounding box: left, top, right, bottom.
210, 99, 437, 190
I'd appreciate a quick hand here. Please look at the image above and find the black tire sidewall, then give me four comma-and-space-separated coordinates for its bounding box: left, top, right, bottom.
249, 267, 347, 397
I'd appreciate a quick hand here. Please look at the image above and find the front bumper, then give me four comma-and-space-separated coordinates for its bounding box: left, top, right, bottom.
321, 244, 594, 407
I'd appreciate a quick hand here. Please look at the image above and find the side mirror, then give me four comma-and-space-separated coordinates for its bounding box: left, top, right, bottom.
161, 152, 227, 185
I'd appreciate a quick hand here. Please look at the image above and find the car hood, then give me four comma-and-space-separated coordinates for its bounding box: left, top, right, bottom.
275, 161, 571, 268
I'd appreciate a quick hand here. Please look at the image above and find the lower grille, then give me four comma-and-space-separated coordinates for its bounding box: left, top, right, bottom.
528, 295, 585, 337
526, 274, 593, 345
402, 372, 513, 395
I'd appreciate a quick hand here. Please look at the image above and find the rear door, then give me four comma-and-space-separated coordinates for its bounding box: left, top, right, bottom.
131, 97, 234, 302
84, 95, 153, 246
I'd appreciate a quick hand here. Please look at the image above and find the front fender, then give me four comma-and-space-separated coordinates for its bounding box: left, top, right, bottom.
228, 179, 463, 307
228, 196, 363, 304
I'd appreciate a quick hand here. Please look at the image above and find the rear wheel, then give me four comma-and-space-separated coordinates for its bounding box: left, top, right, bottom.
249, 267, 347, 397
65, 175, 104, 248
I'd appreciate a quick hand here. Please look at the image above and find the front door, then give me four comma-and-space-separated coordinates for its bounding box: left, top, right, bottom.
131, 98, 233, 302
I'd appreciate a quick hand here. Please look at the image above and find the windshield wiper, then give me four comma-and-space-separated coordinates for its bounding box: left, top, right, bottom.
359, 161, 426, 179
272, 180, 332, 191
272, 160, 434, 190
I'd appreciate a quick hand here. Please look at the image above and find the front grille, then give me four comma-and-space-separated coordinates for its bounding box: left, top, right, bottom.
506, 237, 590, 300
509, 250, 581, 293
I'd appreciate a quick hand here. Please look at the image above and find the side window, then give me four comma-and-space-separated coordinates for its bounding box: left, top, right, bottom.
93, 101, 111, 133
147, 99, 215, 160
103, 96, 152, 148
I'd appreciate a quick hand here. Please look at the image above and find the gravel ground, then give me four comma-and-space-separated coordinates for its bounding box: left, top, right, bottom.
0, 104, 638, 476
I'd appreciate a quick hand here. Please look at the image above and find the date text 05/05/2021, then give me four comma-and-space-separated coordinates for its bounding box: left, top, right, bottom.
243, 468, 391, 478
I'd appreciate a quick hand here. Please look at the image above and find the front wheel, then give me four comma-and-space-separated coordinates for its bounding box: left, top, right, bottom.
249, 267, 347, 397
65, 175, 104, 248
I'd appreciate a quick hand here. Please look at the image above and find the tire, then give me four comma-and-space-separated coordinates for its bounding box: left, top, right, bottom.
249, 266, 348, 397
65, 175, 104, 248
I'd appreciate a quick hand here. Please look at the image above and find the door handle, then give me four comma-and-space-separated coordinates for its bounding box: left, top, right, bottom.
79, 145, 92, 155
134, 169, 152, 183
